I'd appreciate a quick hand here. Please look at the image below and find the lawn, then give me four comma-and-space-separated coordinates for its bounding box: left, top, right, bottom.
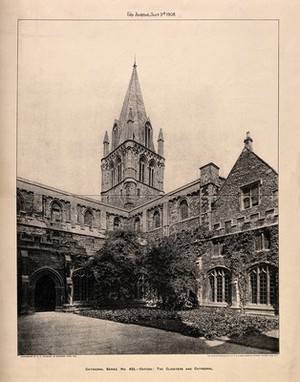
77, 307, 279, 351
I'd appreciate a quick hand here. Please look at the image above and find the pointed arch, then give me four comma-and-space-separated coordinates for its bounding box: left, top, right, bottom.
113, 216, 121, 230
139, 155, 147, 183
72, 268, 95, 302
84, 209, 93, 228
144, 122, 152, 148
134, 217, 141, 232
208, 267, 231, 304
247, 263, 277, 306
110, 161, 115, 187
148, 160, 156, 187
153, 210, 161, 228
51, 200, 62, 221
179, 199, 189, 220
112, 123, 119, 149
116, 156, 123, 183
30, 267, 64, 311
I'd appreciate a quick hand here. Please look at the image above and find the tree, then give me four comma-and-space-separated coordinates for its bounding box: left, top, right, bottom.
145, 237, 199, 310
87, 230, 143, 307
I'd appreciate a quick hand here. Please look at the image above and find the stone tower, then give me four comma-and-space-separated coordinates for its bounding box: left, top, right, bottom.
101, 62, 165, 209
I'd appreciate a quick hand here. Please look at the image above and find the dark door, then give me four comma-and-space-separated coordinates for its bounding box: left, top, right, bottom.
35, 275, 56, 311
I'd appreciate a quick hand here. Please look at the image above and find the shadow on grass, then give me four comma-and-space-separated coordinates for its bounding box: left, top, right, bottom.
77, 308, 279, 352
228, 334, 279, 352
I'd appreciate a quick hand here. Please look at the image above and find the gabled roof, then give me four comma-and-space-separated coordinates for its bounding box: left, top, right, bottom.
214, 147, 278, 204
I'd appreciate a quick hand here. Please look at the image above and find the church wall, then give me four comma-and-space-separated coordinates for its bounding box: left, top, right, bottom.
212, 150, 278, 228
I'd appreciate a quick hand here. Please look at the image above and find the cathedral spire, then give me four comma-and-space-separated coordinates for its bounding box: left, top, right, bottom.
117, 63, 148, 146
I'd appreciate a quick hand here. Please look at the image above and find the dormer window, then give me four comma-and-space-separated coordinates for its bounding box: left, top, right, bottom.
241, 181, 260, 210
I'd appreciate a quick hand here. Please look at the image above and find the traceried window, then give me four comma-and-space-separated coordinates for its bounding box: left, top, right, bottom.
139, 157, 146, 183
249, 264, 277, 305
208, 268, 231, 303
73, 269, 94, 302
51, 201, 62, 221
149, 160, 155, 187
116, 156, 122, 183
254, 232, 270, 251
180, 200, 189, 220
84, 209, 93, 228
241, 182, 260, 209
145, 123, 151, 148
153, 210, 161, 228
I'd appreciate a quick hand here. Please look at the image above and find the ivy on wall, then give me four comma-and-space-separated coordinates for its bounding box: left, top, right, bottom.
221, 226, 279, 311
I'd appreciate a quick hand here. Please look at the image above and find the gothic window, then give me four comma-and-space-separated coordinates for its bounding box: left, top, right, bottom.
153, 210, 161, 228
249, 264, 277, 305
116, 156, 122, 183
180, 199, 189, 220
84, 209, 93, 228
113, 217, 120, 230
134, 217, 141, 232
208, 268, 231, 303
110, 162, 115, 187
139, 157, 146, 183
254, 232, 270, 251
73, 269, 94, 302
145, 123, 151, 148
51, 201, 62, 221
17, 192, 24, 215
148, 160, 155, 187
137, 188, 141, 197
241, 181, 260, 210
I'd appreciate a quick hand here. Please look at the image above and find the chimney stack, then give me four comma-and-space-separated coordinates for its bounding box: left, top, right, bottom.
244, 131, 253, 151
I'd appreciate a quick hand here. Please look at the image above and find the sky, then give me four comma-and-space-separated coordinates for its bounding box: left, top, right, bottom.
17, 20, 278, 198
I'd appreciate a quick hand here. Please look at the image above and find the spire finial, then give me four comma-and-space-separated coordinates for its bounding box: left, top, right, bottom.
133, 55, 137, 68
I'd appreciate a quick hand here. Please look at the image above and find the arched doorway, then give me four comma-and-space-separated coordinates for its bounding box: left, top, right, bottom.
34, 275, 56, 311
30, 267, 64, 312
